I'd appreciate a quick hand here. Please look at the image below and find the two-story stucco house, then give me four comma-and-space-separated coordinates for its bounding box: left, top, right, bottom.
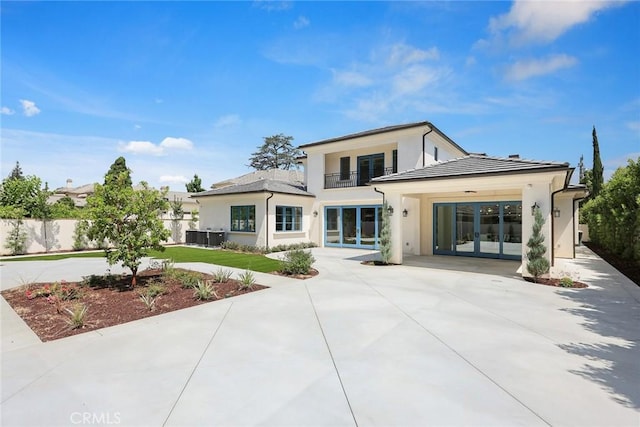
193, 120, 587, 275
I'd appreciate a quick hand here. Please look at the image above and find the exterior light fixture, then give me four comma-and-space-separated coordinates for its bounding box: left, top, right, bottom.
402, 209, 408, 217
553, 208, 561, 218
531, 202, 540, 216
387, 206, 394, 216
313, 210, 318, 217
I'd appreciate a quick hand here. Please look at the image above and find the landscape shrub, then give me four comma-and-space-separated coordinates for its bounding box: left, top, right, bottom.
213, 268, 233, 283
193, 280, 216, 300
237, 270, 256, 290
279, 249, 315, 275
559, 277, 574, 288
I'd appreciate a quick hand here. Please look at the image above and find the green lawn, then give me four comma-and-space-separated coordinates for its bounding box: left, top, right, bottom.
1, 246, 282, 273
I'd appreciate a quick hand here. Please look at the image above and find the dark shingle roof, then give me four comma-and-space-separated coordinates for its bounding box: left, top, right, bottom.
191, 180, 314, 198
371, 155, 571, 183
299, 121, 468, 155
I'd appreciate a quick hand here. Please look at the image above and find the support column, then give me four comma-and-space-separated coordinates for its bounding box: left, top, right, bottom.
387, 192, 403, 264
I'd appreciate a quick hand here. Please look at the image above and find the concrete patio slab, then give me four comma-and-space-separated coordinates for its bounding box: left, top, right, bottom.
1, 246, 639, 426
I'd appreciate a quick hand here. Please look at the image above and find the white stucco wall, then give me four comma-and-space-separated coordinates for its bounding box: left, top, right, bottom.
197, 193, 314, 249
0, 218, 195, 256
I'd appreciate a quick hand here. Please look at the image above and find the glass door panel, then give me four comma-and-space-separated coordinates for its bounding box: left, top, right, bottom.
372, 154, 385, 179
435, 205, 454, 252
360, 207, 377, 247
326, 208, 340, 245
502, 203, 522, 257
357, 157, 371, 186
479, 204, 500, 255
342, 208, 357, 245
456, 204, 475, 254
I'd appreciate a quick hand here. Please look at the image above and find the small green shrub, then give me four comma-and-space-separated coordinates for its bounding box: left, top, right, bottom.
559, 277, 574, 288
237, 270, 256, 290
193, 280, 217, 300
144, 280, 166, 297
220, 241, 240, 251
280, 249, 315, 275
213, 268, 233, 283
267, 242, 317, 253
65, 303, 88, 330
164, 268, 202, 288
138, 293, 157, 311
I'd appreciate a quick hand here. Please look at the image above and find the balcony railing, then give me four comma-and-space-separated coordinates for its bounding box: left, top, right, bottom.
324, 168, 394, 189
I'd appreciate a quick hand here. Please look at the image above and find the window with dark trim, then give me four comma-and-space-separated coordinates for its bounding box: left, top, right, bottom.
434, 146, 439, 161
392, 149, 398, 173
340, 156, 350, 180
276, 206, 302, 231
230, 205, 255, 232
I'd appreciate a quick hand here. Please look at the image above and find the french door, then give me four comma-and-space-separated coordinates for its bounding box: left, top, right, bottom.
434, 202, 522, 259
325, 205, 382, 248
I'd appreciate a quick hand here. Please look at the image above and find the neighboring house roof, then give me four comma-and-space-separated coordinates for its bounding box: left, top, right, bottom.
54, 182, 96, 196
192, 179, 314, 198
371, 155, 571, 183
213, 169, 304, 189
164, 190, 198, 204
299, 120, 468, 155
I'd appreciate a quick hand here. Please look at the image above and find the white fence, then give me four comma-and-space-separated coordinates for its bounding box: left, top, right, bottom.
0, 219, 197, 256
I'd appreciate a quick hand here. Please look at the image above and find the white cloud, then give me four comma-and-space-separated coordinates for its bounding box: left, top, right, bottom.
1, 106, 15, 115
214, 114, 242, 128
134, 124, 142, 130
392, 65, 443, 95
332, 70, 373, 88
253, 0, 292, 12
159, 175, 189, 184
119, 137, 193, 156
294, 15, 310, 29
489, 0, 627, 45
627, 121, 640, 132
504, 54, 578, 81
119, 141, 164, 156
154, 98, 164, 104
387, 43, 439, 65
160, 137, 193, 150
19, 99, 41, 117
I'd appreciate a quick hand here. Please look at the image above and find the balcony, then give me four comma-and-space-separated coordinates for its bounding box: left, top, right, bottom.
324, 168, 394, 189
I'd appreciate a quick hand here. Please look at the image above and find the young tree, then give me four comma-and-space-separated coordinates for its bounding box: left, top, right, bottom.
31, 182, 53, 252
526, 207, 550, 282
591, 126, 604, 198
248, 134, 301, 170
186, 174, 205, 193
169, 195, 185, 243
85, 158, 170, 287
379, 201, 392, 264
3, 207, 27, 255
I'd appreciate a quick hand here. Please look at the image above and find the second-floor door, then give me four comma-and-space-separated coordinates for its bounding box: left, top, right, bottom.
357, 154, 385, 186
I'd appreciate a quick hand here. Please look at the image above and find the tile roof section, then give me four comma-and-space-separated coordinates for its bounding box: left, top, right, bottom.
191, 179, 314, 198
371, 155, 571, 183
299, 120, 468, 155
213, 169, 304, 188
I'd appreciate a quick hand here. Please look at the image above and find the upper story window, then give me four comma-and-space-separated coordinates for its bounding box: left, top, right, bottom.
276, 206, 302, 231
392, 149, 398, 173
434, 146, 439, 161
231, 205, 255, 232
340, 157, 350, 180
357, 153, 385, 186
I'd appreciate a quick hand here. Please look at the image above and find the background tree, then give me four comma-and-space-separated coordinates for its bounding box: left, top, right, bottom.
31, 182, 53, 252
169, 195, 185, 243
186, 174, 204, 193
578, 155, 585, 183
591, 126, 604, 198
248, 134, 301, 170
8, 161, 24, 180
85, 158, 170, 286
104, 156, 132, 187
526, 207, 550, 282
0, 174, 45, 218
379, 201, 392, 264
2, 207, 27, 255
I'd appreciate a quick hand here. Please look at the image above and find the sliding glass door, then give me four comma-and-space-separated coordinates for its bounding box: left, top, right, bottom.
434, 202, 522, 259
325, 205, 382, 249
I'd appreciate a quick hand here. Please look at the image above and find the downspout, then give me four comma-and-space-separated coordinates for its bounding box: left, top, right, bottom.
374, 187, 385, 203
265, 192, 274, 249
550, 169, 573, 266
422, 127, 434, 167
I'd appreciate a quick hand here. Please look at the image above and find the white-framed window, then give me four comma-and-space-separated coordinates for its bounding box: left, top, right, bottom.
231, 205, 255, 232
276, 206, 302, 231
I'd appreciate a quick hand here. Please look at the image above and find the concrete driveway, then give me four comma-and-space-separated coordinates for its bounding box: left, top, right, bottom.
1, 247, 639, 426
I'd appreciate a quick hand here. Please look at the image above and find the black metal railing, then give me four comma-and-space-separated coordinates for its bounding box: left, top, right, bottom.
324, 168, 394, 189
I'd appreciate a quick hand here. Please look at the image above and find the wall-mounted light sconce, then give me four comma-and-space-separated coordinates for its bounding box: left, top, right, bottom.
402, 209, 408, 217
313, 210, 318, 217
531, 202, 539, 216
387, 206, 394, 216
553, 208, 561, 218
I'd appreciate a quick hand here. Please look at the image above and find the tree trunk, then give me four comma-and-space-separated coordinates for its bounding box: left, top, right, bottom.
131, 267, 138, 288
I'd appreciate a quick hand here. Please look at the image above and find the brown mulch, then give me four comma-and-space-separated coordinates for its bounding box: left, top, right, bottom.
1, 268, 268, 342
583, 242, 640, 286
523, 277, 588, 288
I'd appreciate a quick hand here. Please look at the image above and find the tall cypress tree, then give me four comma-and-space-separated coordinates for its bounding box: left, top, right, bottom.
526, 207, 550, 282
591, 126, 604, 198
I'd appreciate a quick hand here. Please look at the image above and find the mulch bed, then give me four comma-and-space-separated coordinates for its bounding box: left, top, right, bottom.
2, 268, 268, 342
523, 277, 588, 288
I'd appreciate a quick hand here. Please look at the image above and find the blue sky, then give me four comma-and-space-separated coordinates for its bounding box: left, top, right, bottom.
1, 1, 638, 191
